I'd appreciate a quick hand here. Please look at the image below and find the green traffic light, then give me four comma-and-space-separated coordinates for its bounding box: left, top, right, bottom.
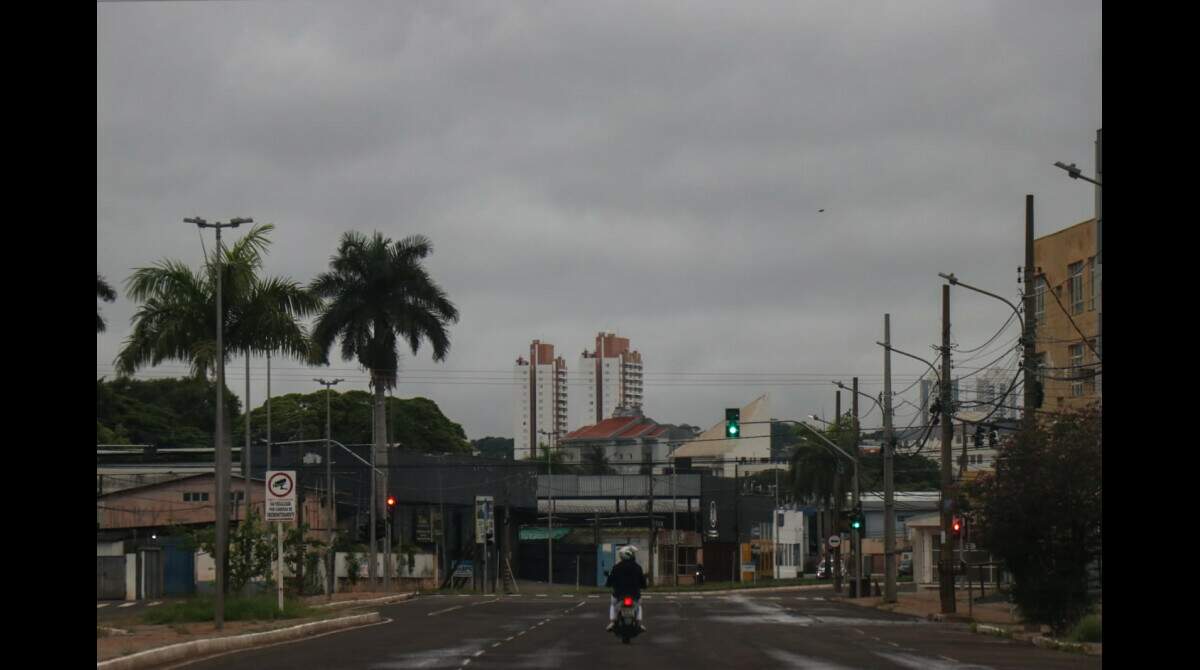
727, 424, 739, 436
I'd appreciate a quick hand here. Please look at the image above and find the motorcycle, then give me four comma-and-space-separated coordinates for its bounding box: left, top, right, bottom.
611, 595, 643, 644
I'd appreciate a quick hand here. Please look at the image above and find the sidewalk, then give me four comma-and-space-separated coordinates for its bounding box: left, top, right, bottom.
837, 587, 1021, 626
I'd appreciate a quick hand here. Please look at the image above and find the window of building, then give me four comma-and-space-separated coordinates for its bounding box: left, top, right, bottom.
1068, 261, 1084, 314
183, 492, 193, 502
1087, 257, 1095, 311
1070, 344, 1084, 397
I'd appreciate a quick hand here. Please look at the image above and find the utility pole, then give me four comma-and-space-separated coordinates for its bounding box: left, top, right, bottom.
1023, 195, 1037, 428
832, 390, 842, 594
244, 355, 252, 524
314, 377, 343, 600
851, 377, 861, 596
882, 318, 897, 603
939, 284, 957, 613
186, 215, 251, 630
1094, 129, 1102, 399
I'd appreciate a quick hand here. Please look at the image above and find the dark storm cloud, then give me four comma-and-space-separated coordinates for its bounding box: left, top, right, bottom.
98, 1, 1101, 438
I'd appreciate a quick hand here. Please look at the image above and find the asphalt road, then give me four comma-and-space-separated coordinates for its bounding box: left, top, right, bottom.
176, 591, 1099, 669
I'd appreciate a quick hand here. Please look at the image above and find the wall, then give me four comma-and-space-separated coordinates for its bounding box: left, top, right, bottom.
97, 540, 125, 557
98, 475, 325, 532
1033, 218, 1100, 412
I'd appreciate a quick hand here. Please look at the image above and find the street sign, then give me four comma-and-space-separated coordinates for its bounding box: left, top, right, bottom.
265, 471, 296, 522
416, 507, 433, 543
741, 562, 756, 573
827, 535, 842, 549
453, 561, 474, 578
475, 496, 495, 544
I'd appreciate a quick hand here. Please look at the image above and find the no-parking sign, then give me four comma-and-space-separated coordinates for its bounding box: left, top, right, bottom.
266, 470, 296, 522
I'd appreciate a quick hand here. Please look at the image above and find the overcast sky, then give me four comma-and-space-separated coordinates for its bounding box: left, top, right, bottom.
97, 1, 1101, 441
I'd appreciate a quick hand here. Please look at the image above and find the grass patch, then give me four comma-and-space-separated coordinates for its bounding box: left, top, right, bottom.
141, 595, 313, 625
1067, 614, 1101, 643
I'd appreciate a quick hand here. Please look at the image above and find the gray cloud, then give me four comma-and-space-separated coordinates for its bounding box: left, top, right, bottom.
98, 0, 1101, 439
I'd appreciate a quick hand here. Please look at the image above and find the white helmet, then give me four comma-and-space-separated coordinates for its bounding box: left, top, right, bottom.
618, 545, 637, 561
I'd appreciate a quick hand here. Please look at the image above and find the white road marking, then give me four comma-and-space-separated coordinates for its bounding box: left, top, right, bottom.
505, 636, 515, 642
939, 656, 959, 662
428, 605, 464, 616
874, 651, 993, 669
473, 650, 484, 657
118, 602, 137, 608
588, 594, 599, 598
536, 594, 547, 597
517, 630, 526, 636
470, 599, 500, 607
457, 594, 470, 597
491, 642, 502, 648
96, 603, 110, 609
147, 601, 162, 607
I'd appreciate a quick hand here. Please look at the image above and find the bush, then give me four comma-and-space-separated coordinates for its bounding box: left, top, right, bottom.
1068, 614, 1101, 643
141, 595, 312, 625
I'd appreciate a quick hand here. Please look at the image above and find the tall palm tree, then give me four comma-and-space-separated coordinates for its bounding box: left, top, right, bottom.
308, 230, 459, 500
97, 274, 117, 333
116, 224, 316, 378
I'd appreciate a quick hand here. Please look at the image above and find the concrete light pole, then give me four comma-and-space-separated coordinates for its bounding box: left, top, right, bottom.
314, 378, 344, 600
185, 215, 251, 630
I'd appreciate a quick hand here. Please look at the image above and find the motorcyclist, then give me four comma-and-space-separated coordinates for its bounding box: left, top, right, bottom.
605, 545, 648, 632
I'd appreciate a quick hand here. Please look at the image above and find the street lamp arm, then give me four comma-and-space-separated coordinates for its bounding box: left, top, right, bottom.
938, 273, 1025, 335
834, 381, 883, 414
1053, 161, 1102, 187
776, 419, 857, 464
876, 342, 941, 383
270, 438, 385, 477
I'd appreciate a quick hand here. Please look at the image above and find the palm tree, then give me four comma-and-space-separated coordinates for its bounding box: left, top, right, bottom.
308, 230, 459, 509
116, 223, 316, 378
97, 274, 117, 333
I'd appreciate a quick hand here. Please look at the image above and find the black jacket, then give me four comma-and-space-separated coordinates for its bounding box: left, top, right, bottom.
606, 558, 648, 599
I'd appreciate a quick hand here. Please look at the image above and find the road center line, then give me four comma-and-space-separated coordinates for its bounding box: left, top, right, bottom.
473, 650, 484, 657
427, 605, 464, 616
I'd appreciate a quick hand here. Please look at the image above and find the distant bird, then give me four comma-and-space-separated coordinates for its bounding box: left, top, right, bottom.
818, 209, 825, 213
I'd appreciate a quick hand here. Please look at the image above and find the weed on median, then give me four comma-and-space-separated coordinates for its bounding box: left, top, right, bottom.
141, 595, 314, 625
1067, 614, 1101, 643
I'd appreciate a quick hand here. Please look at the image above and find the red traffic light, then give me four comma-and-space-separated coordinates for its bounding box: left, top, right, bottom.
951, 516, 962, 533
386, 495, 396, 507
623, 597, 634, 607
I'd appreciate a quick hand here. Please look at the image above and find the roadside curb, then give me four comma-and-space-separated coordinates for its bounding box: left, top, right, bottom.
648, 584, 831, 596
1031, 635, 1100, 656
311, 592, 417, 609
96, 612, 382, 670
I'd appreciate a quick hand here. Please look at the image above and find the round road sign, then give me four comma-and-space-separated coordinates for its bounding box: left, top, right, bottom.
828, 535, 842, 548
267, 471, 295, 498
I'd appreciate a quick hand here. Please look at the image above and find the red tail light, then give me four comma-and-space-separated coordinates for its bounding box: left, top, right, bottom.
623, 597, 633, 606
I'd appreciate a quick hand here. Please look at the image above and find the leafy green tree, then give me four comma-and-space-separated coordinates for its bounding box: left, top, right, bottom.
191, 509, 275, 593
235, 390, 470, 454
472, 436, 515, 460
309, 232, 460, 475
522, 444, 578, 475
580, 445, 616, 475
786, 416, 854, 508
966, 405, 1101, 635
97, 274, 117, 333
97, 377, 240, 449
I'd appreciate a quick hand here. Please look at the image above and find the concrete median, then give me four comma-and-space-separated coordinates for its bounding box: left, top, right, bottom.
96, 612, 383, 670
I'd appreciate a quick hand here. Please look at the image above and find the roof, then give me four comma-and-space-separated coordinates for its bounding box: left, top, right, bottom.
671, 394, 770, 459
97, 472, 269, 499
564, 415, 668, 442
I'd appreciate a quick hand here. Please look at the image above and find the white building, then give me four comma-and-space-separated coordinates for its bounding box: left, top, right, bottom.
570, 332, 644, 431
669, 394, 773, 478
973, 368, 1015, 420
513, 340, 568, 461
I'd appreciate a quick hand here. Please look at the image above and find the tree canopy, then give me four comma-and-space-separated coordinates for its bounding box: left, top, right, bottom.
97, 377, 241, 448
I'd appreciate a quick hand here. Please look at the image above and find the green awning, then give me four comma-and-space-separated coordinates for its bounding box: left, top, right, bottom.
519, 527, 572, 541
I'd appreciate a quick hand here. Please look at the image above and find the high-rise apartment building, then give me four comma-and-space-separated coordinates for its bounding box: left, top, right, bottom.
513, 340, 568, 461
570, 332, 644, 431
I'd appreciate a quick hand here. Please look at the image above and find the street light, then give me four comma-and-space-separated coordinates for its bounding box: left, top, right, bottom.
1053, 161, 1102, 187
186, 215, 251, 631
781, 418, 858, 595
538, 429, 562, 585
314, 378, 344, 600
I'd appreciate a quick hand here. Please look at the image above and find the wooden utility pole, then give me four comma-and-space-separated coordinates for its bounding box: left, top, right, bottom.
883, 316, 897, 603
1023, 194, 1038, 427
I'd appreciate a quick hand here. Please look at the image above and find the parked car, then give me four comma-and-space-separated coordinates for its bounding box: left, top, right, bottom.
815, 558, 846, 579
899, 557, 913, 576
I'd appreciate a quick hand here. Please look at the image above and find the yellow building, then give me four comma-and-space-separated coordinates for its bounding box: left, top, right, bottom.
1032, 218, 1100, 412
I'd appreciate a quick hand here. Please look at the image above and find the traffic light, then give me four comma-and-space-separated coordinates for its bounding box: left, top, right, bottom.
725, 408, 740, 438
951, 515, 963, 536
386, 495, 397, 509
850, 509, 864, 532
